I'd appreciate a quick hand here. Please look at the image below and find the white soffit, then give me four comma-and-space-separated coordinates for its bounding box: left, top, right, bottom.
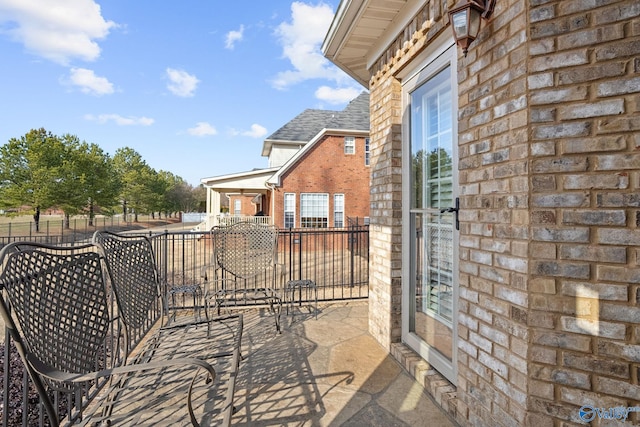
200, 168, 278, 191
324, 0, 425, 87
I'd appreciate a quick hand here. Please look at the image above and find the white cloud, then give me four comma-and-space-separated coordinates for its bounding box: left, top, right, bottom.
166, 68, 199, 97
242, 124, 267, 138
0, 0, 116, 65
225, 25, 244, 50
271, 2, 345, 90
228, 124, 268, 138
187, 122, 217, 136
84, 113, 154, 126
315, 86, 362, 105
68, 67, 113, 95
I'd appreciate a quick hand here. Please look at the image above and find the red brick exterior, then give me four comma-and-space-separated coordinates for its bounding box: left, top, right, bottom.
228, 194, 264, 216
271, 134, 370, 228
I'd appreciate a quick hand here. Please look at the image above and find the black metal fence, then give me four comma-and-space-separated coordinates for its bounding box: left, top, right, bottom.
145, 226, 369, 307
280, 227, 369, 300
0, 216, 179, 249
0, 225, 368, 426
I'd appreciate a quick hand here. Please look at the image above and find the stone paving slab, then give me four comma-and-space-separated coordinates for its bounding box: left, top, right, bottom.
231, 301, 456, 426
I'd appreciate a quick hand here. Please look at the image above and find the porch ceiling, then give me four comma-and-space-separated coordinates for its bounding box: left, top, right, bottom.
323, 0, 412, 87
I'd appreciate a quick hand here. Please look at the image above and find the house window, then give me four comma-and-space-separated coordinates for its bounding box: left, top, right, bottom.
344, 136, 355, 154
234, 199, 241, 215
300, 193, 328, 228
334, 194, 344, 228
284, 193, 295, 228
364, 137, 370, 166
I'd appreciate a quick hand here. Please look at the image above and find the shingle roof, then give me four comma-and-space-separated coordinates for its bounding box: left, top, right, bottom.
326, 91, 370, 130
265, 91, 369, 142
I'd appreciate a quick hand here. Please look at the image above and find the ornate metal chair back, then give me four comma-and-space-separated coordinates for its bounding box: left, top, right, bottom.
93, 231, 161, 330
0, 242, 110, 393
216, 222, 278, 280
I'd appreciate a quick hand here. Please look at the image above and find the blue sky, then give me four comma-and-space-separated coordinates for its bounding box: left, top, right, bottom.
0, 0, 363, 186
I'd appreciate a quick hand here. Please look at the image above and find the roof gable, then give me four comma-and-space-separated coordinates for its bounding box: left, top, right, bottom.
201, 167, 279, 191
267, 127, 368, 187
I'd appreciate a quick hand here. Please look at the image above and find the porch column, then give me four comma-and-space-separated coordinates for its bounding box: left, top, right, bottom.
204, 187, 221, 229
210, 190, 220, 228
368, 76, 403, 349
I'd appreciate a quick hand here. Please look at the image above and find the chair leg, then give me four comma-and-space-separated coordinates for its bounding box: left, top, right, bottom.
314, 286, 318, 320
276, 299, 282, 333
270, 298, 282, 334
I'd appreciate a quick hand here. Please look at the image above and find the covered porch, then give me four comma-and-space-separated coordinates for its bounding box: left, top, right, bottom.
199, 168, 279, 231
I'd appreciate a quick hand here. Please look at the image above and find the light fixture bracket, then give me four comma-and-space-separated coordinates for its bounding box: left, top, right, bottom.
480, 0, 496, 19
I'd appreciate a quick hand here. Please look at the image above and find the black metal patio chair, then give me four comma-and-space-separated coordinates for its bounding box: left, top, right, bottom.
93, 230, 204, 326
92, 230, 244, 425
204, 222, 284, 333
0, 240, 241, 426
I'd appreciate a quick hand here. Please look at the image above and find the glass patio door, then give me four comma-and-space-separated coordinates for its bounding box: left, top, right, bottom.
403, 45, 457, 383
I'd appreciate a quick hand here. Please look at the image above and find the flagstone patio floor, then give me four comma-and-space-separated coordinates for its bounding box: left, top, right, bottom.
229, 301, 457, 426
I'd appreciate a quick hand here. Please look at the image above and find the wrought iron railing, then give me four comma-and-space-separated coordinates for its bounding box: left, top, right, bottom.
145, 226, 369, 308
0, 226, 368, 426
280, 227, 369, 300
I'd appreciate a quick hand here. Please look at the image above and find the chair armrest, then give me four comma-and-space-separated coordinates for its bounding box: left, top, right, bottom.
200, 263, 220, 293
27, 352, 217, 386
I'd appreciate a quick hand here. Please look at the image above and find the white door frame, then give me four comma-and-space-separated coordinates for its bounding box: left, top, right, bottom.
400, 37, 459, 384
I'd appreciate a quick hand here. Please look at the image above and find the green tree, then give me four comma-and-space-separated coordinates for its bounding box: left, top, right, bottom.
412, 147, 452, 210
161, 172, 200, 215
412, 149, 426, 209
0, 130, 123, 229
51, 134, 85, 228
112, 147, 156, 222
58, 137, 120, 226
1, 130, 190, 228
0, 128, 66, 231
143, 167, 166, 219
193, 185, 206, 212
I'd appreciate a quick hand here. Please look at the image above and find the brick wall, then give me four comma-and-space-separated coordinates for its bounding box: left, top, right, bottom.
455, 0, 531, 424
368, 78, 403, 349
527, 0, 640, 424
271, 134, 370, 229
365, 0, 640, 426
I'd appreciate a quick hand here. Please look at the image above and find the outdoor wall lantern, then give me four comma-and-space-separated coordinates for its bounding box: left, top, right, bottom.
448, 0, 495, 56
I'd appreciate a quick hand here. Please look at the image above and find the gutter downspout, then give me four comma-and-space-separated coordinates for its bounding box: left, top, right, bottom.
265, 181, 276, 227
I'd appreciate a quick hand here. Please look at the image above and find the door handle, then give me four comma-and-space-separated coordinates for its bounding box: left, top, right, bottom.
439, 197, 460, 231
